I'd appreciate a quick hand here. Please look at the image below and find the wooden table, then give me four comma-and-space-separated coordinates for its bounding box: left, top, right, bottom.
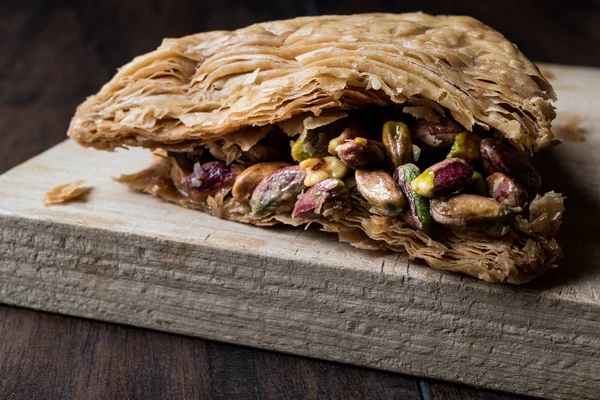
2, 1, 596, 399
1, 305, 531, 400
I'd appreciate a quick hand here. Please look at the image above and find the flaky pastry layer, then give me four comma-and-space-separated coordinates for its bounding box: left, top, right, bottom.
69, 13, 556, 152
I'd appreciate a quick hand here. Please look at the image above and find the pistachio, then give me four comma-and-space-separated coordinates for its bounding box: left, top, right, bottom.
355, 170, 406, 216
292, 121, 346, 162
334, 138, 387, 170
328, 124, 369, 155
299, 156, 349, 187
469, 171, 487, 196
480, 139, 542, 195
185, 161, 243, 195
486, 172, 528, 208
393, 164, 434, 232
250, 166, 306, 213
291, 132, 328, 162
411, 118, 462, 149
382, 121, 412, 168
447, 132, 482, 163
408, 158, 473, 198
430, 194, 513, 237
292, 179, 349, 218
232, 162, 291, 202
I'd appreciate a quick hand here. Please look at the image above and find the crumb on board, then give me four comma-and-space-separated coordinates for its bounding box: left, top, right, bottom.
554, 117, 585, 142
44, 180, 93, 205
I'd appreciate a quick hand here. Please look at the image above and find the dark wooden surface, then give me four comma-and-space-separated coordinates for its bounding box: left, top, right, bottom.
2, 0, 597, 398
0, 306, 529, 400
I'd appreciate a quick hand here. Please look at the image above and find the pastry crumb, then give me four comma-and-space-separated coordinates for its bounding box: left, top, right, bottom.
44, 180, 93, 205
555, 117, 585, 142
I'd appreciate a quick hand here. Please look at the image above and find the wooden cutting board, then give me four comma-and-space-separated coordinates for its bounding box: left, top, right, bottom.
1, 64, 598, 400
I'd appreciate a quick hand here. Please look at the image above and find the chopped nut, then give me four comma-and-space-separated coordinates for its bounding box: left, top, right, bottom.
299, 156, 349, 187
292, 179, 349, 218
408, 158, 473, 197
334, 138, 387, 170
382, 121, 412, 168
328, 124, 369, 155
250, 166, 306, 213
447, 132, 481, 163
486, 172, 528, 208
232, 162, 291, 202
431, 194, 514, 237
394, 164, 434, 232
480, 138, 541, 195
355, 170, 406, 216
185, 161, 243, 196
411, 117, 462, 149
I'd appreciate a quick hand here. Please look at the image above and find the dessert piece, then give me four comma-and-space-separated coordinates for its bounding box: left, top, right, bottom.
68, 13, 564, 283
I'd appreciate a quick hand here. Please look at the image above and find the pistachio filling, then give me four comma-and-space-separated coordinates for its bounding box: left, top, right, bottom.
168, 108, 547, 238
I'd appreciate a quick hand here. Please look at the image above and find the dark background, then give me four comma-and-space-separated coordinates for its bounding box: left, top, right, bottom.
1, 1, 598, 399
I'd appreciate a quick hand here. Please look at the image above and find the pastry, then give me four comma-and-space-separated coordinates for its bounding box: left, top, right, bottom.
68, 13, 564, 283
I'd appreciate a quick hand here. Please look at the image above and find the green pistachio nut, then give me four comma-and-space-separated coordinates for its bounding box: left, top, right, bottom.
355, 169, 406, 216
447, 132, 482, 164
486, 172, 528, 208
335, 138, 387, 170
292, 178, 349, 218
382, 121, 412, 168
431, 194, 513, 237
393, 164, 434, 232
327, 124, 369, 155
411, 118, 462, 149
408, 158, 473, 198
232, 162, 291, 202
250, 166, 306, 213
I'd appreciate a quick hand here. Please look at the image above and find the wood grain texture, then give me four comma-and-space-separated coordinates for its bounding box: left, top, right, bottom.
0, 305, 422, 400
428, 381, 533, 400
0, 64, 599, 400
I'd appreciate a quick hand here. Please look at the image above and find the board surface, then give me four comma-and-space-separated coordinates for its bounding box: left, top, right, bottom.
1, 64, 599, 400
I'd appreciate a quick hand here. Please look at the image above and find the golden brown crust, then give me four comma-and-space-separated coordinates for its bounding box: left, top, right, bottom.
117, 157, 563, 284
68, 13, 556, 152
